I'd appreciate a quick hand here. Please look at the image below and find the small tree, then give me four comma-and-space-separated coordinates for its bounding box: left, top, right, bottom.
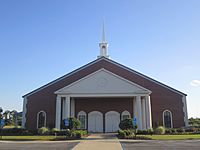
119, 118, 133, 130
63, 118, 80, 130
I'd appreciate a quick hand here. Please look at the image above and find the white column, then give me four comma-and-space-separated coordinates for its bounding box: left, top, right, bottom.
55, 95, 61, 129
141, 98, 147, 130
70, 98, 75, 117
136, 96, 142, 130
65, 96, 70, 119
145, 96, 152, 129
62, 99, 66, 120
22, 97, 27, 128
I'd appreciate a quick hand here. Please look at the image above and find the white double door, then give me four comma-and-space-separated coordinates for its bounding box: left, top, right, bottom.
88, 111, 120, 133
105, 111, 120, 132
88, 111, 103, 132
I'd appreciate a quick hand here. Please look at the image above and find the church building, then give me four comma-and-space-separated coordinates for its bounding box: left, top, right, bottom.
22, 27, 188, 132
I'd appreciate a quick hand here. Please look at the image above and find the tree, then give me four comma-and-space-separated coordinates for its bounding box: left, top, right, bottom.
10, 110, 18, 126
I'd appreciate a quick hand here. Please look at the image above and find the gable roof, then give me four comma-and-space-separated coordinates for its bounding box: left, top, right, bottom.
23, 57, 186, 98
55, 68, 151, 95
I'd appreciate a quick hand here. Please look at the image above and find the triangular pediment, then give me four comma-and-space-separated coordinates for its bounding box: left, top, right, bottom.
55, 69, 151, 95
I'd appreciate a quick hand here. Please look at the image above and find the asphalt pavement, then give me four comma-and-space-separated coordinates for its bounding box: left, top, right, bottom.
120, 140, 200, 150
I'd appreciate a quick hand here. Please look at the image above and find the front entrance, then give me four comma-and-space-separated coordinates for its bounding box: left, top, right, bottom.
105, 111, 120, 132
88, 111, 103, 132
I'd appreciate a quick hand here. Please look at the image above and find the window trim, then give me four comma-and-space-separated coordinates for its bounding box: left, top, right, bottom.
37, 111, 46, 129
77, 111, 87, 129
163, 110, 173, 128
121, 110, 131, 121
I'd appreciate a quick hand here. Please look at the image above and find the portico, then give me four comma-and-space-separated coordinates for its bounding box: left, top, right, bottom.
54, 68, 152, 132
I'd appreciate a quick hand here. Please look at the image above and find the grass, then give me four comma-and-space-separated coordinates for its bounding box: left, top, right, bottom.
0, 136, 68, 141
144, 134, 200, 140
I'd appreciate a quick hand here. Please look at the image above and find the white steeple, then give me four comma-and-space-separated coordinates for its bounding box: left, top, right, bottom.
98, 21, 109, 58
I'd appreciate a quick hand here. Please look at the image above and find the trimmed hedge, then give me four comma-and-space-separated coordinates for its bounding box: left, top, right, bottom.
0, 128, 30, 136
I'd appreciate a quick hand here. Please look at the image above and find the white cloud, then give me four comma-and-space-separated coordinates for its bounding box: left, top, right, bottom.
190, 80, 200, 87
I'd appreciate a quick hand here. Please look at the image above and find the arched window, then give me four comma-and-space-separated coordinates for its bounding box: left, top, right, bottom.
78, 111, 86, 129
37, 111, 46, 129
121, 110, 131, 120
163, 110, 173, 128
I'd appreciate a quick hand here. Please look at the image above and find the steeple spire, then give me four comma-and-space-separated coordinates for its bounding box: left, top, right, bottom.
98, 20, 109, 58
102, 21, 106, 43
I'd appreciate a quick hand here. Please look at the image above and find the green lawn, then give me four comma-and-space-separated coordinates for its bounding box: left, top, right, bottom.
0, 136, 67, 141
144, 134, 200, 140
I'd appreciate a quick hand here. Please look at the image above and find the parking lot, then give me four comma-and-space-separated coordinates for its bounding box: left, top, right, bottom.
120, 140, 200, 150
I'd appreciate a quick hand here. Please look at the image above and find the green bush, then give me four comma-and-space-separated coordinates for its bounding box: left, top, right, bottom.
155, 126, 165, 135
0, 128, 30, 136
124, 129, 133, 136
147, 128, 154, 135
69, 130, 88, 139
119, 118, 133, 130
38, 127, 49, 135
177, 128, 185, 133
171, 128, 177, 134
118, 130, 126, 138
67, 118, 81, 130
51, 128, 60, 135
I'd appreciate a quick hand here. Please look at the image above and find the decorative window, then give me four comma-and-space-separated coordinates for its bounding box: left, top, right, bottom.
37, 111, 46, 129
77, 111, 86, 129
163, 110, 173, 128
121, 110, 131, 120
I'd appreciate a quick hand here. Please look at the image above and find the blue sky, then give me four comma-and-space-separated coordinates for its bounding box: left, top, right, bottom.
0, 0, 199, 117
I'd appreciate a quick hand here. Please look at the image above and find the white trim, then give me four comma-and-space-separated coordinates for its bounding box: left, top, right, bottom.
77, 111, 87, 129
22, 97, 27, 128
55, 68, 151, 94
58, 93, 149, 98
121, 110, 131, 120
163, 110, 173, 128
36, 111, 47, 129
182, 96, 189, 127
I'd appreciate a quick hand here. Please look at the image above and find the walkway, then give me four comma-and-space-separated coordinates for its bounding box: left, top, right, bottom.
72, 133, 122, 150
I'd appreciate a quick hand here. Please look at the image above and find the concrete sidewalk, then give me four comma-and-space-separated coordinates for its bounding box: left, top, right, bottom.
72, 133, 122, 150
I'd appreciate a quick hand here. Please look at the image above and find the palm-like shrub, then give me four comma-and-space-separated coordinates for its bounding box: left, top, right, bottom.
38, 127, 49, 135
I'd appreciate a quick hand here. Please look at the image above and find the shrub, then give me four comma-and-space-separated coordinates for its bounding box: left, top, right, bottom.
147, 128, 154, 135
185, 127, 198, 133
51, 128, 60, 135
124, 129, 133, 136
69, 130, 88, 139
137, 130, 148, 135
177, 128, 185, 133
0, 128, 31, 136
68, 118, 81, 130
118, 130, 126, 138
155, 126, 165, 135
119, 118, 133, 130
38, 127, 49, 135
171, 128, 177, 134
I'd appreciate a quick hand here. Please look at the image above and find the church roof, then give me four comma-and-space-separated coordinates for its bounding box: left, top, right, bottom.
23, 57, 186, 98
